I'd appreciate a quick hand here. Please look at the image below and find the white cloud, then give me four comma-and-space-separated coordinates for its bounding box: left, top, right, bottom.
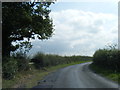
30, 9, 117, 56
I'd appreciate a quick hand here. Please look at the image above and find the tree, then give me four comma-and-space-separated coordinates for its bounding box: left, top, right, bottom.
2, 2, 54, 57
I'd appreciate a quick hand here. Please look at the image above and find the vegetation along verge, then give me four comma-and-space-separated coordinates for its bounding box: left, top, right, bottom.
2, 52, 92, 88
90, 45, 120, 84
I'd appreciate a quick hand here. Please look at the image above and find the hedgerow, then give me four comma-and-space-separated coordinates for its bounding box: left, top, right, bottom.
93, 45, 120, 72
31, 52, 92, 69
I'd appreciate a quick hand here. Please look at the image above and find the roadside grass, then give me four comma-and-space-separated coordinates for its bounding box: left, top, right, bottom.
89, 63, 120, 84
3, 60, 92, 88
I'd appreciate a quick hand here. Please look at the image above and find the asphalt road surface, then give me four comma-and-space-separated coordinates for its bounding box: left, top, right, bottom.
33, 62, 119, 88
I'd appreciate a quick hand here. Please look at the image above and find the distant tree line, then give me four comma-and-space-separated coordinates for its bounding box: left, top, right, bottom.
31, 52, 92, 69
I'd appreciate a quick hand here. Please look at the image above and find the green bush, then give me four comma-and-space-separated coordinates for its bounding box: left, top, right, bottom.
93, 49, 109, 67
31, 52, 44, 69
108, 49, 120, 71
3, 57, 18, 79
93, 47, 120, 72
2, 51, 30, 80
12, 51, 30, 71
17, 59, 30, 71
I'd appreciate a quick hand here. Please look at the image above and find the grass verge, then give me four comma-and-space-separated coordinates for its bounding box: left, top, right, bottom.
3, 60, 91, 88
89, 63, 120, 84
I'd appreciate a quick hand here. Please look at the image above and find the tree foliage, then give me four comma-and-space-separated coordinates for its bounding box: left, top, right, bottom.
2, 2, 54, 57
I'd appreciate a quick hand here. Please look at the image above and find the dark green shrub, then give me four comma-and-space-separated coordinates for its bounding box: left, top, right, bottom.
31, 52, 44, 69
17, 59, 30, 71
93, 49, 109, 67
12, 51, 30, 71
108, 49, 120, 71
3, 57, 18, 79
93, 46, 120, 72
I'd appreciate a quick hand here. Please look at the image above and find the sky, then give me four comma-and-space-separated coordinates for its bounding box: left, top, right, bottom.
28, 1, 118, 57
